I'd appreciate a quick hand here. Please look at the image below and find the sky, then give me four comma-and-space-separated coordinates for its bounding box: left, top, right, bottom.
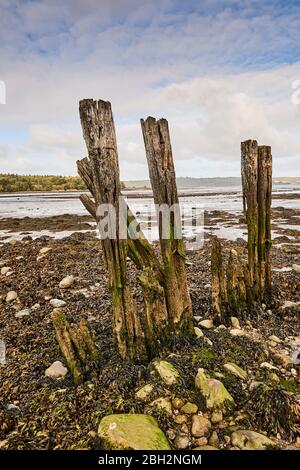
0, 0, 300, 179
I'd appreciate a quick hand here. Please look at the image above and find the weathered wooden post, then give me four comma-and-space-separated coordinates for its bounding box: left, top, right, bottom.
211, 237, 226, 322
141, 117, 193, 332
78, 99, 146, 362
257, 145, 272, 300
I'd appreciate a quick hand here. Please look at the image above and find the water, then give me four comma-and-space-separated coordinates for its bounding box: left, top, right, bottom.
0, 184, 299, 243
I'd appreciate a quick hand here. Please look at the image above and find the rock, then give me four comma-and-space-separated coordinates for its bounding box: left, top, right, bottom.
194, 327, 204, 338
191, 415, 211, 437
9, 239, 18, 245
181, 423, 189, 434
1, 267, 11, 275
194, 316, 202, 322
273, 353, 292, 368
268, 335, 281, 344
230, 317, 240, 329
223, 363, 247, 380
211, 410, 223, 424
6, 291, 17, 302
231, 430, 275, 450
31, 303, 40, 311
174, 434, 190, 449
152, 360, 180, 386
249, 380, 264, 391
292, 264, 300, 272
45, 361, 68, 379
260, 362, 278, 370
230, 328, 245, 337
204, 337, 213, 347
166, 429, 176, 441
59, 275, 75, 289
209, 431, 219, 448
196, 437, 208, 446
180, 402, 198, 414
49, 299, 66, 308
281, 301, 300, 310
135, 384, 153, 401
268, 373, 280, 383
174, 415, 187, 424
149, 397, 172, 415
194, 445, 218, 450
199, 319, 214, 330
195, 369, 234, 411
15, 308, 30, 318
39, 247, 52, 254
98, 414, 171, 450
172, 397, 184, 409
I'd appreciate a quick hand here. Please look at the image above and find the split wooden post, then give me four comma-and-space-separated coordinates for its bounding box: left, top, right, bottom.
211, 237, 227, 322
141, 117, 192, 332
78, 99, 146, 362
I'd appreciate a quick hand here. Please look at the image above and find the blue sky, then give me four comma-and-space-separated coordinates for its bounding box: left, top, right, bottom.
0, 0, 300, 178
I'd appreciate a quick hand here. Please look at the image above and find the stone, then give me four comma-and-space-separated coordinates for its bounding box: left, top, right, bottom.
194, 316, 202, 322
223, 363, 247, 380
172, 397, 184, 409
174, 415, 187, 424
204, 337, 213, 347
149, 397, 172, 415
209, 431, 219, 448
199, 319, 214, 330
15, 309, 30, 318
6, 291, 17, 302
268, 335, 281, 344
194, 327, 204, 338
9, 239, 18, 245
31, 303, 40, 311
1, 267, 11, 275
135, 384, 153, 401
292, 264, 300, 272
180, 402, 198, 414
281, 301, 300, 310
152, 360, 180, 386
211, 410, 223, 424
231, 430, 275, 450
181, 424, 189, 434
45, 361, 68, 379
174, 434, 190, 449
39, 247, 52, 254
195, 369, 234, 411
260, 362, 278, 370
191, 415, 211, 437
98, 414, 171, 450
273, 353, 292, 368
230, 317, 240, 329
49, 299, 66, 308
268, 373, 280, 383
194, 445, 218, 450
230, 328, 245, 337
166, 429, 176, 441
196, 437, 208, 446
59, 275, 75, 289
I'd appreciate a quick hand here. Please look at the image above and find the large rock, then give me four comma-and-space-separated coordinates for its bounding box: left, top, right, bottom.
152, 360, 180, 386
45, 361, 68, 378
195, 369, 234, 411
231, 430, 275, 450
191, 415, 211, 437
59, 275, 75, 289
98, 414, 171, 450
223, 362, 247, 380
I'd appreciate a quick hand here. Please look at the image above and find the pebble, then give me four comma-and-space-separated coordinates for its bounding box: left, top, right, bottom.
211, 410, 223, 424
6, 291, 18, 303
174, 415, 187, 424
39, 247, 52, 254
230, 317, 240, 329
268, 335, 281, 343
181, 402, 198, 414
59, 275, 75, 289
31, 303, 40, 311
230, 328, 245, 337
49, 299, 66, 308
199, 319, 214, 330
191, 415, 211, 437
194, 327, 203, 338
292, 264, 300, 272
1, 267, 11, 275
260, 362, 278, 370
15, 309, 30, 318
174, 434, 190, 450
45, 361, 68, 378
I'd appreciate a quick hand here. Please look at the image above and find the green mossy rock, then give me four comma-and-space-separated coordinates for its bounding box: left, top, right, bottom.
98, 414, 171, 450
153, 360, 180, 385
195, 369, 234, 411
135, 384, 154, 401
223, 362, 247, 380
231, 430, 275, 450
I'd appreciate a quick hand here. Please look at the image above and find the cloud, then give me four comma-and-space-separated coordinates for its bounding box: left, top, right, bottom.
0, 0, 300, 178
